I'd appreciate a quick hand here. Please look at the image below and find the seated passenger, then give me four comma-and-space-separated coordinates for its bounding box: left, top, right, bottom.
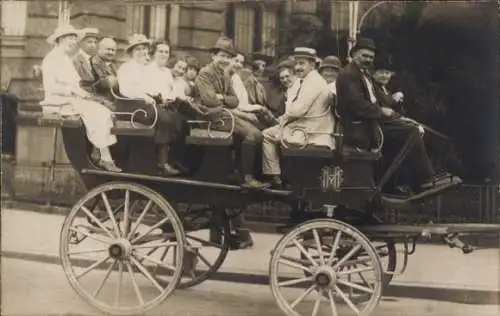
230, 52, 277, 130
336, 38, 459, 194
262, 47, 335, 189
172, 56, 200, 99
73, 28, 99, 90
117, 35, 185, 176
195, 36, 267, 189
41, 25, 121, 172
88, 37, 119, 105
319, 55, 342, 99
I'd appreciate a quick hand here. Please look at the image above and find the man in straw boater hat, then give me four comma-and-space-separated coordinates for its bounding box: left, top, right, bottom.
195, 36, 268, 190
73, 28, 100, 88
262, 47, 335, 189
40, 24, 121, 172
336, 37, 461, 195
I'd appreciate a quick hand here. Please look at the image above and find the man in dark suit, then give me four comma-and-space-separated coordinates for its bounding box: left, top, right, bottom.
73, 28, 99, 87
195, 36, 268, 190
336, 38, 459, 194
89, 37, 119, 104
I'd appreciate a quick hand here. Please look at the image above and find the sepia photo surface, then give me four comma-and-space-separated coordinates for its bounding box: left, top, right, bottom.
1, 1, 499, 315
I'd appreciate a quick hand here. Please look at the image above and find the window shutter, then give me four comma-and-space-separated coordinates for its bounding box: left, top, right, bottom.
234, 6, 255, 54
261, 10, 277, 57
1, 0, 28, 36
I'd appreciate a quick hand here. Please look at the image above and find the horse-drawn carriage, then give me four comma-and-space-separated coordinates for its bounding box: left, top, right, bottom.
29, 90, 498, 316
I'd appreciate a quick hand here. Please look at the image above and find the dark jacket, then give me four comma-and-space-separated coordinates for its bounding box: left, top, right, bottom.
373, 83, 405, 116
336, 62, 383, 148
90, 55, 118, 101
195, 63, 238, 109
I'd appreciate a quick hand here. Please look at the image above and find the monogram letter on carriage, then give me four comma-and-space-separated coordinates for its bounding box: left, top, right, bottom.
319, 166, 344, 192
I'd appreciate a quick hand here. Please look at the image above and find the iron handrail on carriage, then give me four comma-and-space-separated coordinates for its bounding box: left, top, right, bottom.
34, 83, 498, 316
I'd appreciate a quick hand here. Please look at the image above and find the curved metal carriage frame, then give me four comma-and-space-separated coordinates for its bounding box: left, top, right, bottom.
42, 94, 499, 316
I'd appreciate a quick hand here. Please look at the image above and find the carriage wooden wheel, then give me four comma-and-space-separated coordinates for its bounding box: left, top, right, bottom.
269, 219, 383, 316
59, 182, 186, 315
144, 204, 232, 289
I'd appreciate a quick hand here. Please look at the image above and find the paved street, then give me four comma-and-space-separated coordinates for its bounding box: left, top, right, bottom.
2, 257, 500, 316
1, 207, 500, 315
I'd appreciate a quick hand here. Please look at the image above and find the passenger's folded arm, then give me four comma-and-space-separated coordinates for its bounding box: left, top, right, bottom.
223, 84, 238, 109
285, 81, 320, 119
195, 71, 224, 108
339, 75, 383, 120
41, 66, 73, 97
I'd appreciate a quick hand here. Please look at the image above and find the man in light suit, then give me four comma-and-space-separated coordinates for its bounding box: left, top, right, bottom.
262, 47, 335, 188
73, 28, 100, 91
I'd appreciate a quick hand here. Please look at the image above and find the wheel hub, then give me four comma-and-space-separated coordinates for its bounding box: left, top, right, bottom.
108, 239, 132, 260
314, 266, 337, 288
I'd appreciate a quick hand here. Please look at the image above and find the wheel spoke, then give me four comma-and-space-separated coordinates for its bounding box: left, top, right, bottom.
293, 239, 318, 268
187, 235, 221, 248
133, 241, 176, 250
125, 260, 144, 305
337, 265, 374, 276
333, 244, 362, 269
101, 193, 121, 238
75, 256, 110, 280
312, 295, 321, 316
93, 259, 116, 298
70, 226, 114, 245
278, 258, 312, 274
312, 229, 325, 265
334, 285, 360, 314
130, 255, 164, 293
196, 251, 212, 269
337, 279, 374, 294
123, 190, 130, 238
290, 284, 316, 308
134, 252, 177, 272
327, 230, 342, 265
131, 216, 170, 245
327, 289, 339, 316
127, 200, 153, 240
80, 206, 114, 239
278, 276, 313, 287
114, 261, 123, 307
68, 247, 109, 255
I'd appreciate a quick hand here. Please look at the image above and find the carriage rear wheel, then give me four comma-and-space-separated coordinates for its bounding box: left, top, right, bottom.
59, 182, 185, 315
148, 205, 231, 289
269, 219, 383, 316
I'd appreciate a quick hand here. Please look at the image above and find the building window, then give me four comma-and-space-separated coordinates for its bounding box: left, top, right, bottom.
1, 0, 28, 36
127, 3, 179, 44
226, 3, 278, 57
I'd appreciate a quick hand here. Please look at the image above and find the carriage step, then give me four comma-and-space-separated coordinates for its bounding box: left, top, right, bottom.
382, 176, 462, 206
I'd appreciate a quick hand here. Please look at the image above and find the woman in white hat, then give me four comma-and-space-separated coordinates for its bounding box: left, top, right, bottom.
41, 24, 121, 172
117, 35, 185, 176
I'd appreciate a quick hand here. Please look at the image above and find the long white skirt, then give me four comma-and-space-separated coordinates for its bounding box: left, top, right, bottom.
71, 98, 117, 149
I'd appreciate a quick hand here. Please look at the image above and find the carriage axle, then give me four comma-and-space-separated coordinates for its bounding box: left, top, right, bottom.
108, 239, 133, 260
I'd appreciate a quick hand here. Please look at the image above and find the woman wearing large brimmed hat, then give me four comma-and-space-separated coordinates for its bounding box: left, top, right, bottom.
46, 24, 83, 45
117, 34, 153, 101
40, 24, 121, 172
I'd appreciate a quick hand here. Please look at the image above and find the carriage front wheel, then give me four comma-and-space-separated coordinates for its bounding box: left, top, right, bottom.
59, 182, 186, 315
269, 219, 383, 316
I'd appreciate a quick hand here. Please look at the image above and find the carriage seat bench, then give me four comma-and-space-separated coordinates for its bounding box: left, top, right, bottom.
185, 128, 233, 146
281, 144, 381, 161
16, 110, 155, 136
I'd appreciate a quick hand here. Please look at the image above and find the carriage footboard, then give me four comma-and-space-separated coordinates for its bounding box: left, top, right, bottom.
359, 223, 500, 254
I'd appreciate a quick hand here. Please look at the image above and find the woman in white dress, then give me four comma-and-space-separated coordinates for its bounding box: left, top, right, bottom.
41, 24, 121, 172
117, 36, 185, 175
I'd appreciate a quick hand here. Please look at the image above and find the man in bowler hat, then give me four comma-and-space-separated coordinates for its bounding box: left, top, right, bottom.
336, 37, 460, 194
